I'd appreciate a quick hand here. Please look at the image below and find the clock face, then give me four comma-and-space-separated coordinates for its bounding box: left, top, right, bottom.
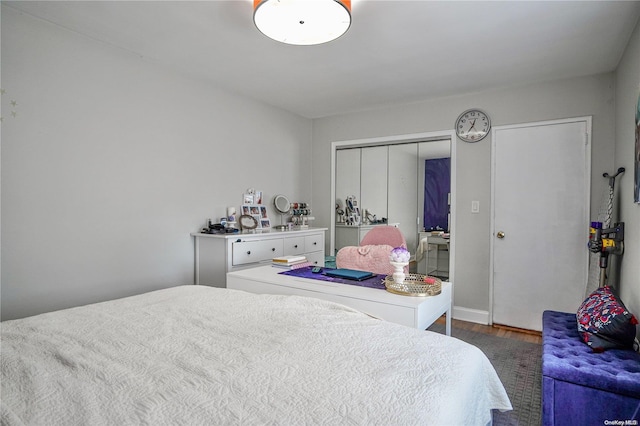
456, 109, 491, 142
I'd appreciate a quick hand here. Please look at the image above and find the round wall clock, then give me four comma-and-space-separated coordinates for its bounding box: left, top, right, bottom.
455, 109, 491, 142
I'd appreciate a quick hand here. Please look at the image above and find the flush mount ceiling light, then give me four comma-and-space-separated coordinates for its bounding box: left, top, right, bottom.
253, 0, 351, 46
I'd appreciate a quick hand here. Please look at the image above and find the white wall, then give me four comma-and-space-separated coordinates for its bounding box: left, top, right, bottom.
1, 6, 313, 320
3, 4, 635, 326
312, 74, 616, 320
614, 18, 640, 330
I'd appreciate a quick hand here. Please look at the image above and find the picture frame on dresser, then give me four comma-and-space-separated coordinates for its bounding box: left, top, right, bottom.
242, 204, 264, 227
238, 215, 258, 230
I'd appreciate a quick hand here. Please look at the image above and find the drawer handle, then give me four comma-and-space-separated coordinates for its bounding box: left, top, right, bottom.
313, 242, 317, 245
272, 248, 276, 252
294, 244, 298, 248
246, 251, 251, 255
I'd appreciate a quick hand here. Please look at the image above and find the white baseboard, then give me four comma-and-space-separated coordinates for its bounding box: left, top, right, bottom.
452, 306, 490, 325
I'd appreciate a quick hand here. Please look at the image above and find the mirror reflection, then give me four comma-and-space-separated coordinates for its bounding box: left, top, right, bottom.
273, 194, 290, 230
274, 194, 291, 213
334, 139, 451, 279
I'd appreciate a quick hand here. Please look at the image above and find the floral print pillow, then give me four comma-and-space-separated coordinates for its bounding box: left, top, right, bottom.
576, 286, 638, 352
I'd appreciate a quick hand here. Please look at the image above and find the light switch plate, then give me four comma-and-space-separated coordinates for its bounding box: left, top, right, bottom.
471, 200, 480, 213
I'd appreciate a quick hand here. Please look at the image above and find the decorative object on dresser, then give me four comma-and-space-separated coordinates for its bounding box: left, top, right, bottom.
389, 246, 410, 285
273, 194, 291, 230
335, 200, 345, 223
226, 206, 237, 225
289, 201, 314, 229
343, 195, 360, 225
455, 108, 491, 142
238, 214, 258, 231
385, 273, 442, 297
201, 219, 239, 235
192, 227, 326, 287
240, 204, 268, 230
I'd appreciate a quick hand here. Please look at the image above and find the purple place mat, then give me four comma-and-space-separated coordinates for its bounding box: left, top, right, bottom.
279, 267, 387, 290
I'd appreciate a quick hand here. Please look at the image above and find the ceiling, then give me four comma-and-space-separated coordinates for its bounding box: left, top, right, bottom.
6, 1, 640, 119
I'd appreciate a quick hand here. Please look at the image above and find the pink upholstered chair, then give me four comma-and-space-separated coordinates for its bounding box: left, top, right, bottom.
360, 226, 407, 248
336, 226, 408, 275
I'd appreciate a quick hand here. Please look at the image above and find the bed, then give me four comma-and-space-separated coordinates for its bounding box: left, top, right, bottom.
1, 285, 511, 425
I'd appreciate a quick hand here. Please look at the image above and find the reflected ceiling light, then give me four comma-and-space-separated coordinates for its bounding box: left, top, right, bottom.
253, 0, 351, 46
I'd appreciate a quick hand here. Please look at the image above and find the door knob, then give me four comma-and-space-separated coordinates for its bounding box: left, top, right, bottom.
496, 231, 505, 239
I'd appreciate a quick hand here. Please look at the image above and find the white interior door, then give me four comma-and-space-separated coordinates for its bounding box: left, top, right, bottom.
491, 118, 590, 331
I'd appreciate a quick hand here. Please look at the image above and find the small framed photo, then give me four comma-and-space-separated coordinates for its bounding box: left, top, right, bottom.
252, 214, 262, 228
261, 218, 271, 229
242, 205, 251, 215
250, 205, 260, 215
243, 194, 254, 204
260, 205, 268, 218
255, 191, 263, 204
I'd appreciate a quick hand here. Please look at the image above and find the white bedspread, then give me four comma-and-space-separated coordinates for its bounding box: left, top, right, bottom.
1, 286, 511, 425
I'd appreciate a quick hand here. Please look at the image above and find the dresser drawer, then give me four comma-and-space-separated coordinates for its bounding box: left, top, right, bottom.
232, 240, 284, 266
306, 251, 325, 266
283, 236, 305, 256
305, 234, 323, 253
193, 228, 327, 288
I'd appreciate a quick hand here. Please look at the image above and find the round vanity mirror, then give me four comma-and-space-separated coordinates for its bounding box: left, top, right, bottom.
274, 195, 290, 214
273, 195, 290, 230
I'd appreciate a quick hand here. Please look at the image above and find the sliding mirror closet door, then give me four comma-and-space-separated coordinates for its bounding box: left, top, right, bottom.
335, 148, 361, 208
335, 148, 361, 252
388, 144, 418, 251
418, 140, 452, 232
360, 146, 388, 224
332, 136, 453, 273
417, 140, 452, 276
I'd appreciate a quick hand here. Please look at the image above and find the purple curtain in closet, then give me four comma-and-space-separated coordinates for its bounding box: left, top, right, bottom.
423, 158, 450, 231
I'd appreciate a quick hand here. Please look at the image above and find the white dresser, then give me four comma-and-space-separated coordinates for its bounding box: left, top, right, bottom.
192, 228, 327, 287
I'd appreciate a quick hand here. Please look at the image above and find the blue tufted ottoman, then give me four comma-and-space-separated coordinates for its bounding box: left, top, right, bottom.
542, 310, 640, 425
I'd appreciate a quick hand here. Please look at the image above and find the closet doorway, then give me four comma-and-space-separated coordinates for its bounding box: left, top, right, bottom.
330, 130, 456, 283
490, 117, 591, 331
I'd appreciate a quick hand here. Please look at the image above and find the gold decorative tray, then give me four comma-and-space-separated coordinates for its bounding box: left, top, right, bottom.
385, 274, 442, 297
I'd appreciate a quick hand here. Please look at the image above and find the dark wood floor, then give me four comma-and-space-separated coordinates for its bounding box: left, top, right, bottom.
435, 316, 542, 344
